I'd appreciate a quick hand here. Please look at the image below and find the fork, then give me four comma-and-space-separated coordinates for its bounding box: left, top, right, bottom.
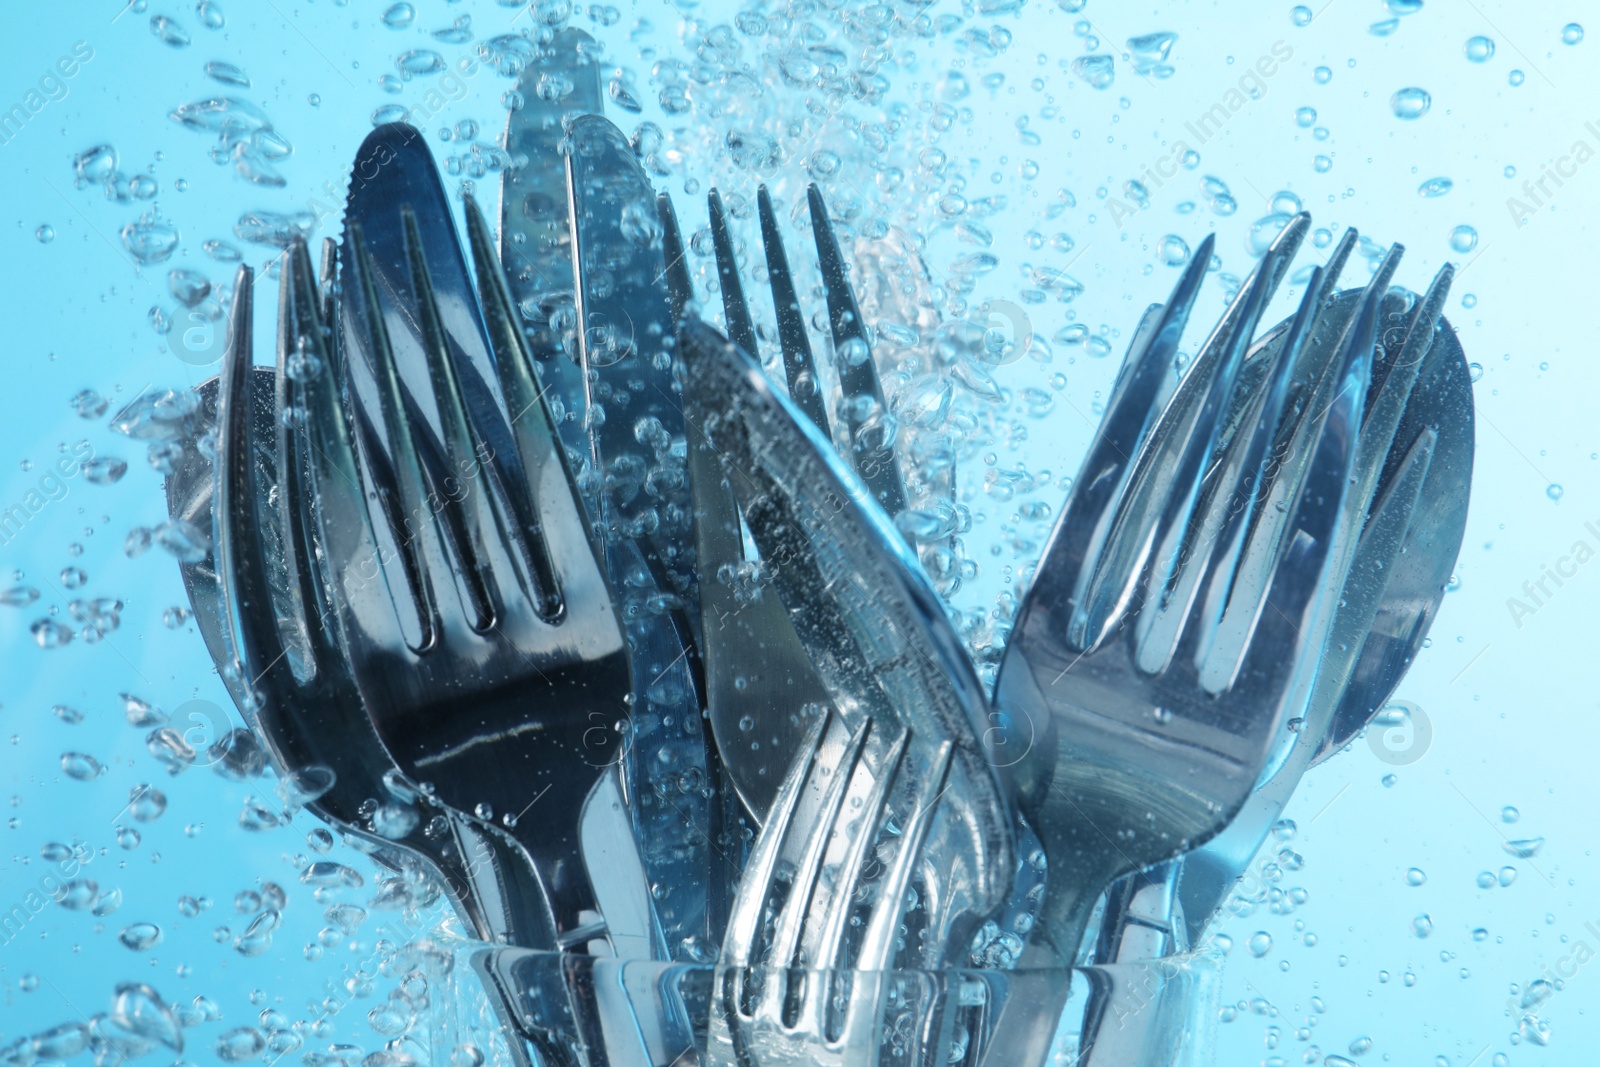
209, 251, 564, 1066
312, 121, 668, 964
1100, 258, 1459, 964
706, 709, 955, 1067
1079, 261, 1455, 1062
983, 213, 1378, 1064
658, 181, 953, 823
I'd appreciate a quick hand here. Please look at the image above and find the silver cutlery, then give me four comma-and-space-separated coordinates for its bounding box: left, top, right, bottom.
658, 191, 836, 826
512, 110, 731, 957
708, 709, 954, 1067
984, 212, 1377, 1065
327, 123, 655, 962
676, 315, 1015, 966
200, 251, 564, 1066
1165, 272, 1474, 947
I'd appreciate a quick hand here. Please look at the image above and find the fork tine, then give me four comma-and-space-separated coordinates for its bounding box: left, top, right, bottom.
1150, 266, 1329, 674
1207, 243, 1406, 673
721, 711, 833, 970
836, 739, 954, 1051
1197, 214, 1310, 363
657, 192, 696, 324
1043, 233, 1212, 649
1137, 223, 1302, 601
343, 222, 441, 648
708, 189, 760, 358
755, 718, 872, 1026
858, 740, 954, 973
1359, 262, 1453, 476
804, 728, 912, 984
758, 185, 833, 438
807, 183, 909, 522
1056, 233, 1216, 646
400, 206, 497, 631
463, 192, 572, 619
1206, 260, 1381, 694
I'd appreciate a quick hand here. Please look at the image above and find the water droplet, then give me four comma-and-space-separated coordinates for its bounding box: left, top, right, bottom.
1546, 483, 1563, 500
1391, 87, 1432, 120
33, 1022, 91, 1060
120, 922, 164, 951
1291, 6, 1313, 27
382, 2, 416, 29
1, 585, 40, 607
1509, 69, 1525, 86
1417, 176, 1453, 197
1294, 105, 1316, 127
117, 826, 142, 850
1370, 18, 1399, 36
372, 104, 411, 126
111, 982, 183, 1051
1247, 213, 1294, 256
1498, 865, 1517, 886
61, 752, 104, 781
204, 60, 249, 87
1405, 867, 1427, 886
1503, 836, 1544, 858
216, 1027, 267, 1062
150, 14, 191, 47
1070, 54, 1115, 90
1448, 224, 1478, 253
1157, 234, 1190, 265
1563, 23, 1584, 45
233, 908, 281, 956
195, 0, 225, 29
130, 785, 168, 821
82, 456, 129, 485
1464, 35, 1496, 62
397, 49, 446, 76
121, 213, 181, 265
1314, 64, 1332, 83
1412, 913, 1433, 937
1247, 931, 1273, 957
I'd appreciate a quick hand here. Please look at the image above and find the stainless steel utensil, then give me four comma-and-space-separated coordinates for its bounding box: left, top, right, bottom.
319, 184, 643, 958
656, 192, 837, 827
706, 709, 955, 1067
167, 356, 558, 948
676, 317, 1014, 970
1166, 275, 1474, 946
662, 180, 953, 824
984, 213, 1378, 1065
535, 113, 730, 956
202, 251, 559, 1066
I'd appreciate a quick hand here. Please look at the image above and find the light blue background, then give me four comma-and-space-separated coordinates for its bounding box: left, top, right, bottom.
0, 0, 1594, 1063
